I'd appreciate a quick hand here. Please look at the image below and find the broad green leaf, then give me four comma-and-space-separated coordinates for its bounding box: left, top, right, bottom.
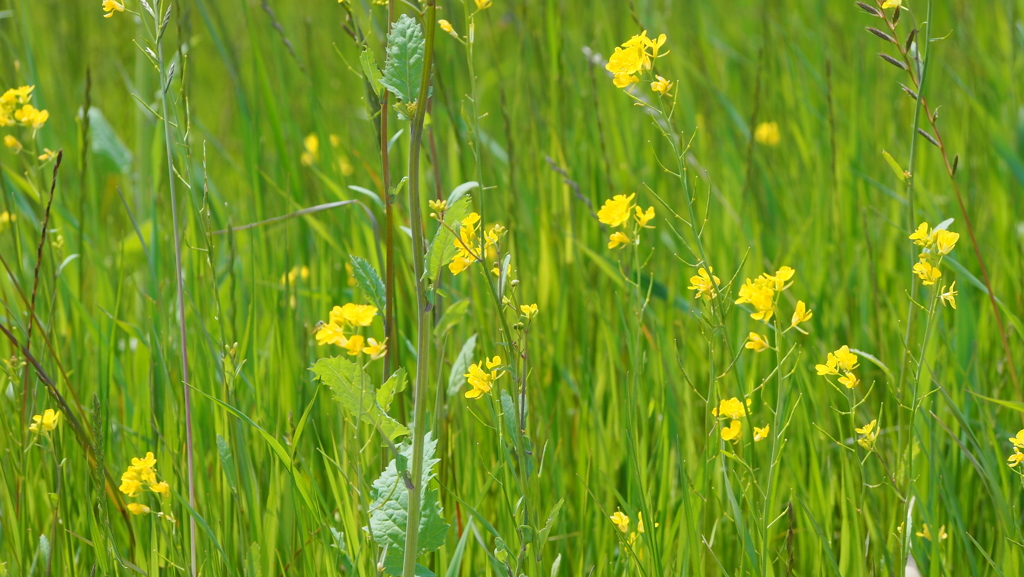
501, 390, 521, 449
424, 196, 473, 285
350, 255, 386, 312
370, 433, 449, 575
380, 14, 425, 103
447, 334, 477, 398
311, 357, 409, 441
377, 367, 408, 413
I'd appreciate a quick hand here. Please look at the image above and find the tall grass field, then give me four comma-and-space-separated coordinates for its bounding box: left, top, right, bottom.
2, 0, 1024, 575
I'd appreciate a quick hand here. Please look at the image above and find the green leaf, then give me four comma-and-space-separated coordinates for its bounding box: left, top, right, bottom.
360, 47, 384, 98
377, 367, 408, 413
370, 433, 450, 575
501, 390, 521, 449
350, 255, 386, 313
311, 357, 409, 441
433, 298, 470, 339
424, 196, 473, 285
380, 14, 425, 103
446, 181, 479, 206
447, 334, 477, 398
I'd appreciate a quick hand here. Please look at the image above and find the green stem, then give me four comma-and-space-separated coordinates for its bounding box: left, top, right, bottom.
401, 2, 437, 576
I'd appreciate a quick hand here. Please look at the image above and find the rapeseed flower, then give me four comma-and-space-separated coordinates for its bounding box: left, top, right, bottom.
438, 20, 457, 38
28, 409, 61, 433
721, 420, 742, 442
940, 282, 957, 309
934, 229, 959, 255
315, 322, 347, 347
712, 397, 749, 420
1009, 449, 1024, 468
913, 260, 941, 285
120, 452, 165, 498
608, 231, 631, 249
102, 0, 125, 17
754, 122, 780, 146
474, 0, 492, 9
745, 332, 770, 352
909, 222, 932, 247
610, 511, 630, 533
650, 75, 672, 95
597, 193, 635, 228
791, 300, 812, 328
856, 420, 878, 450
521, 303, 539, 319
362, 338, 387, 360
816, 345, 860, 388
342, 334, 365, 356
605, 31, 667, 89
881, 0, 901, 9
753, 425, 770, 442
4, 135, 21, 153
127, 503, 151, 515
465, 356, 503, 399
634, 205, 655, 228
688, 267, 720, 299
916, 524, 947, 542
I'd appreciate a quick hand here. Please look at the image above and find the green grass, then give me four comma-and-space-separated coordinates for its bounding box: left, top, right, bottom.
2, 0, 1024, 575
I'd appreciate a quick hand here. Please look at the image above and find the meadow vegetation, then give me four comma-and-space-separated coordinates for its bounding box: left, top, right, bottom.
2, 0, 1024, 575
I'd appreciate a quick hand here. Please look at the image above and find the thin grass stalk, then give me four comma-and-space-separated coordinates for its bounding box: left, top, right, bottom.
401, 2, 437, 575
154, 4, 198, 572
382, 0, 398, 378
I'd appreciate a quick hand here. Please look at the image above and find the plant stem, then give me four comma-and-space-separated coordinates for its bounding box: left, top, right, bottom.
401, 2, 437, 575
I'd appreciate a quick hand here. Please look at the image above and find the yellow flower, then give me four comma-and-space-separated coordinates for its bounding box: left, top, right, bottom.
4, 134, 22, 153
342, 334, 365, 356
597, 193, 635, 227
815, 353, 839, 376
606, 46, 647, 79
940, 282, 957, 309
735, 275, 776, 322
150, 481, 170, 498
37, 148, 56, 162
120, 475, 143, 497
770, 266, 795, 289
301, 133, 319, 166
521, 303, 539, 319
14, 104, 48, 130
909, 222, 932, 247
650, 75, 672, 95
612, 73, 639, 89
745, 332, 770, 353
934, 229, 959, 255
791, 300, 812, 328
721, 420, 742, 442
833, 346, 858, 372
1009, 449, 1024, 468
28, 409, 61, 433
474, 0, 492, 9
0, 211, 16, 230
439, 19, 454, 34
608, 231, 631, 249
610, 510, 630, 533
712, 397, 748, 420
838, 372, 860, 389
913, 261, 941, 285
362, 338, 387, 360
449, 212, 483, 275
102, 0, 125, 18
127, 503, 151, 515
856, 420, 878, 450
753, 425, 770, 442
688, 267, 720, 299
315, 322, 347, 347
330, 303, 377, 327
916, 524, 947, 542
1009, 430, 1024, 449
881, 0, 901, 9
634, 205, 655, 228
465, 357, 503, 399
753, 122, 780, 146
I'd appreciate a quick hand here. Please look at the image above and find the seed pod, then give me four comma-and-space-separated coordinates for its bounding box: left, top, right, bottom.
866, 27, 898, 44
893, 5, 901, 25
855, 2, 883, 17
899, 83, 918, 100
905, 28, 918, 53
917, 128, 940, 148
952, 154, 959, 177
878, 53, 908, 71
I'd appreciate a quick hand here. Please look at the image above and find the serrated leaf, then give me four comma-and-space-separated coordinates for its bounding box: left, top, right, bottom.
424, 196, 473, 285
377, 368, 408, 413
370, 434, 449, 575
350, 255, 386, 313
311, 357, 409, 441
447, 334, 477, 398
360, 47, 384, 99
433, 299, 470, 339
380, 14, 425, 103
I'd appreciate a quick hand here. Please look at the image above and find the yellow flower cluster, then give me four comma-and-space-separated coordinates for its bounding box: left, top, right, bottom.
597, 193, 655, 249
909, 222, 959, 307
734, 266, 797, 323
28, 408, 60, 433
300, 133, 354, 175
604, 31, 667, 89
448, 212, 505, 276
753, 121, 780, 146
464, 356, 503, 399
688, 267, 720, 300
315, 303, 387, 359
0, 86, 48, 131
709, 397, 767, 443
119, 452, 171, 517
816, 345, 861, 389
856, 419, 879, 450
280, 265, 310, 286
